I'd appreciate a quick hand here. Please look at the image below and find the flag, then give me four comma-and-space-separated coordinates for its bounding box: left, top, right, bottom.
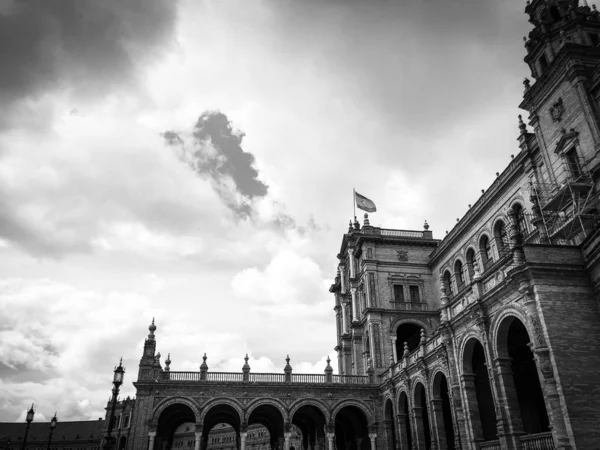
355, 191, 377, 213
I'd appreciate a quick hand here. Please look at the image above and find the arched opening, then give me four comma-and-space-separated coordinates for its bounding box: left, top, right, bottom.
513, 203, 527, 236
248, 404, 285, 450
454, 260, 465, 290
466, 248, 477, 278
398, 392, 412, 450
549, 5, 561, 22
171, 422, 195, 449
497, 317, 550, 435
384, 400, 397, 450
413, 383, 432, 450
479, 235, 491, 270
463, 339, 498, 442
443, 270, 454, 297
207, 423, 238, 449
334, 405, 370, 450
156, 403, 197, 450
432, 373, 455, 450
291, 404, 326, 450
244, 424, 272, 449
493, 220, 509, 256
395, 323, 422, 357
202, 403, 241, 450
117, 436, 126, 450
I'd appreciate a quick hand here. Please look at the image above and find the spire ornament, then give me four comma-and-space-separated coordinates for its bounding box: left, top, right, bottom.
518, 115, 527, 134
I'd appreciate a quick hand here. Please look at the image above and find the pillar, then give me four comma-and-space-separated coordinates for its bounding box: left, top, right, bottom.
493, 356, 525, 450
240, 432, 247, 450
396, 413, 409, 450
429, 399, 447, 450
369, 433, 377, 450
391, 337, 398, 363
412, 406, 427, 450
351, 288, 359, 322
194, 432, 202, 450
348, 249, 355, 278
341, 302, 349, 334
356, 438, 363, 449
148, 432, 156, 450
339, 265, 347, 293
461, 373, 483, 443
284, 432, 292, 450
326, 433, 334, 450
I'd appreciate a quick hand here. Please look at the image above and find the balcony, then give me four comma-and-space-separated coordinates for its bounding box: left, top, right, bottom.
160, 371, 372, 385
390, 301, 429, 311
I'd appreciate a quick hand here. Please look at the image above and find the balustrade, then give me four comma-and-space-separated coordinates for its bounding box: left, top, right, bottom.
478, 440, 501, 450
520, 432, 555, 450
160, 371, 368, 384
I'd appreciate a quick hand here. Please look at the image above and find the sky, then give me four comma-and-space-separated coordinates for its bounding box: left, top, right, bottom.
0, 0, 534, 422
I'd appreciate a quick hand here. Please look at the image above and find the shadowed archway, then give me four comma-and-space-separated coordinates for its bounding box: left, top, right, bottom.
432, 372, 455, 450
202, 404, 241, 450
291, 404, 326, 450
156, 403, 197, 450
248, 404, 286, 450
334, 405, 369, 450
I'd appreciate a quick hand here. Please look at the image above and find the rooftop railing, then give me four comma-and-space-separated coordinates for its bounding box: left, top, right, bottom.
161, 371, 371, 385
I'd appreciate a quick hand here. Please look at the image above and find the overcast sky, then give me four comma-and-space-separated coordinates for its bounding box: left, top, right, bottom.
0, 0, 533, 421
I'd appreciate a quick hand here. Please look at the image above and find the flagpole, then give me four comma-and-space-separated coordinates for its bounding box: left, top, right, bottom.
353, 188, 356, 219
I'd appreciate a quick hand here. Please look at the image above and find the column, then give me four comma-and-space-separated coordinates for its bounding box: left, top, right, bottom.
429, 399, 447, 450
351, 288, 359, 322
396, 413, 409, 450
194, 432, 202, 450
148, 432, 156, 450
384, 419, 394, 450
460, 373, 483, 442
369, 433, 377, 450
356, 438, 363, 449
341, 302, 349, 333
284, 432, 292, 450
348, 249, 355, 278
412, 405, 426, 450
391, 337, 398, 363
493, 356, 524, 450
326, 433, 335, 450
340, 265, 347, 293
239, 431, 248, 450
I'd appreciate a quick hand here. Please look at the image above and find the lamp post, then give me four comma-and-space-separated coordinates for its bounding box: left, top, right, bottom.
103, 359, 125, 450
46, 413, 57, 450
20, 405, 35, 450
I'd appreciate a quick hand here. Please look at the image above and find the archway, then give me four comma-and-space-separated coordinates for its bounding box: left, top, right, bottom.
247, 404, 286, 450
118, 436, 127, 450
396, 323, 422, 357
291, 404, 326, 450
156, 403, 197, 450
413, 383, 432, 450
384, 400, 396, 450
171, 423, 195, 449
398, 392, 412, 450
202, 404, 242, 450
463, 338, 497, 442
497, 316, 549, 434
432, 372, 455, 450
334, 405, 369, 450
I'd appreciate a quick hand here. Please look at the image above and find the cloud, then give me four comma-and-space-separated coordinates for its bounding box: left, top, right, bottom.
0, 0, 180, 130
164, 111, 269, 218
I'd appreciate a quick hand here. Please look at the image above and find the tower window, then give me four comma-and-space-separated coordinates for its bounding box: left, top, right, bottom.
409, 285, 420, 303
393, 285, 405, 302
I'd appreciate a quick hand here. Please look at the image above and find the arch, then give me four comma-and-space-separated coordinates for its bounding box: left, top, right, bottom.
413, 383, 432, 450
291, 401, 328, 449
465, 247, 477, 278
155, 402, 197, 450
443, 270, 454, 297
331, 399, 374, 424
390, 317, 431, 335
151, 397, 201, 425
493, 219, 509, 255
454, 259, 465, 289
511, 202, 529, 236
246, 397, 289, 423
289, 399, 330, 423
396, 322, 423, 356
117, 436, 126, 450
333, 403, 371, 450
384, 399, 397, 450
462, 337, 498, 442
398, 391, 413, 450
431, 371, 456, 450
198, 398, 244, 424
490, 306, 530, 358
495, 315, 550, 435
478, 234, 492, 270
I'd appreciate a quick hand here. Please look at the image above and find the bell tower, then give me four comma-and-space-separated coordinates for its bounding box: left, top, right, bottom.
521, 0, 600, 244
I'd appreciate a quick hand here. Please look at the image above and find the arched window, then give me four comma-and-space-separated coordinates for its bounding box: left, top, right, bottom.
549, 5, 561, 22
494, 220, 509, 254
513, 203, 528, 236
454, 260, 465, 288
443, 270, 454, 297
480, 235, 491, 270
466, 248, 477, 277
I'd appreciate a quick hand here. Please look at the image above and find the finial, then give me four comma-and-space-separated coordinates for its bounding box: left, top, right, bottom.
456, 218, 459, 222
468, 204, 471, 208
481, 189, 485, 194
165, 353, 171, 371
119, 357, 123, 366
326, 356, 331, 365
593, 4, 597, 11
200, 353, 208, 371
511, 154, 514, 159
445, 230, 448, 235
286, 355, 290, 365
353, 216, 360, 231
363, 213, 370, 227
423, 220, 429, 230
245, 354, 249, 363
523, 78, 531, 92
348, 220, 353, 232
243, 354, 250, 372
403, 342, 409, 357
518, 115, 527, 134
420, 328, 426, 344
389, 353, 395, 367
148, 318, 157, 337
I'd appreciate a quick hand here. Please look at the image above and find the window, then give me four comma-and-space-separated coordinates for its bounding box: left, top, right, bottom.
480, 235, 491, 269
494, 220, 509, 253
513, 203, 528, 236
466, 248, 477, 277
454, 260, 465, 287
539, 54, 548, 72
123, 415, 130, 428
409, 285, 420, 303
565, 148, 581, 179
443, 271, 453, 297
394, 285, 405, 302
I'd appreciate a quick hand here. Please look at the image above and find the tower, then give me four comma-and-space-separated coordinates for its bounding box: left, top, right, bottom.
137, 318, 162, 382
330, 215, 439, 377
521, 0, 600, 245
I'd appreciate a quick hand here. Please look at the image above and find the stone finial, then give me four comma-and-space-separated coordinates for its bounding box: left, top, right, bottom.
363, 213, 370, 227
593, 4, 597, 11
200, 353, 208, 371
420, 329, 426, 345
403, 342, 409, 358
518, 115, 527, 134
148, 318, 156, 338
348, 220, 353, 232
284, 355, 292, 371
389, 353, 395, 367
353, 216, 360, 231
523, 78, 531, 92
325, 356, 332, 371
165, 353, 171, 371
423, 220, 429, 230
496, 172, 500, 177
243, 354, 250, 372
481, 189, 485, 194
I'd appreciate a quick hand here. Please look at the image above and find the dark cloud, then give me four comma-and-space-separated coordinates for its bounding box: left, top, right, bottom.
165, 111, 269, 218
0, 0, 180, 129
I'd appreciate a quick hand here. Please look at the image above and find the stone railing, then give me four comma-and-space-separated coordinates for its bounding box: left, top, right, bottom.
380, 229, 426, 238
478, 440, 501, 450
161, 371, 371, 385
520, 432, 554, 450
391, 301, 429, 311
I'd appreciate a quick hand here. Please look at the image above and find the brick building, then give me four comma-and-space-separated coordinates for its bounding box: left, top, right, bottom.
5, 1, 600, 449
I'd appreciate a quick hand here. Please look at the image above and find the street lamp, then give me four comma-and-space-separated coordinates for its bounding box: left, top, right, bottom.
46, 413, 57, 450
103, 359, 125, 450
21, 404, 35, 450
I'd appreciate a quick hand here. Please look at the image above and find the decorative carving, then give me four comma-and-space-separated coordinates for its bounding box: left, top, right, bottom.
367, 248, 373, 259
396, 250, 408, 262
550, 98, 565, 122
531, 316, 546, 347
